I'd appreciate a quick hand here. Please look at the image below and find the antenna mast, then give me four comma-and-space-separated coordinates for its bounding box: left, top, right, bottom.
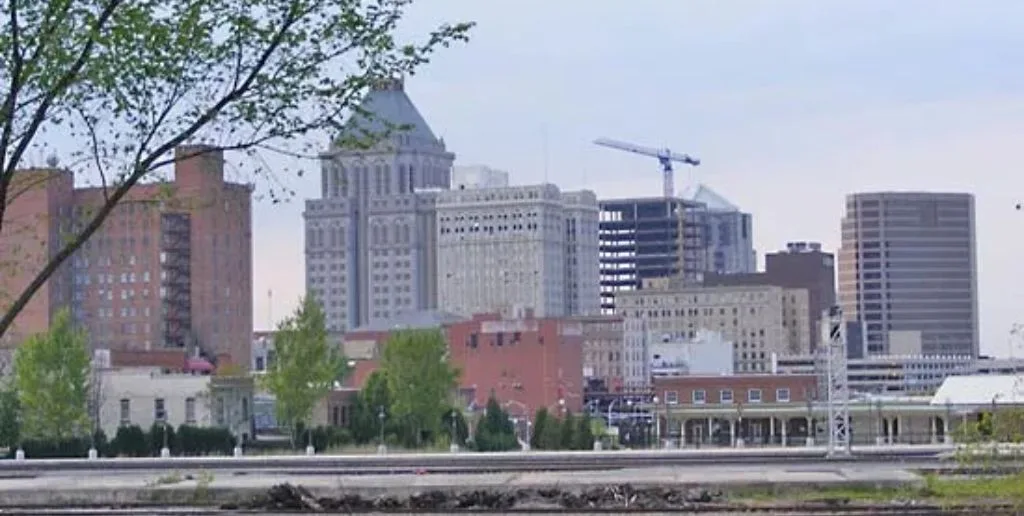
824, 306, 851, 457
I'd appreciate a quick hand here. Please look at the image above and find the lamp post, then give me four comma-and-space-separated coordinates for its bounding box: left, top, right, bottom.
304, 422, 314, 456
945, 397, 954, 445
504, 400, 531, 451
377, 405, 387, 455
652, 395, 661, 448
161, 412, 171, 458
805, 398, 814, 447
449, 408, 460, 453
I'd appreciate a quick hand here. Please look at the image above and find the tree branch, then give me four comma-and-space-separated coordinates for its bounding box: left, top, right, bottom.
0, 2, 302, 339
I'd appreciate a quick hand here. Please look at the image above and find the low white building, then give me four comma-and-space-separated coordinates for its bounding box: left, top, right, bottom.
649, 329, 734, 378
97, 368, 254, 441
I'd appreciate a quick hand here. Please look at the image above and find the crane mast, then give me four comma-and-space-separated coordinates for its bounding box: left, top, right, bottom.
592, 137, 701, 197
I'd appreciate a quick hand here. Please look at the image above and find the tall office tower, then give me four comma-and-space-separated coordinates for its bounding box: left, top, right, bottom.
562, 190, 601, 316
681, 184, 756, 274
704, 241, 836, 353
1, 147, 254, 367
452, 165, 509, 190
304, 78, 454, 330
436, 184, 600, 317
837, 192, 978, 357
598, 197, 708, 315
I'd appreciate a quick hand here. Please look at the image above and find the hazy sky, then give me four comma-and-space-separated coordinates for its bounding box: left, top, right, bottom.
249, 1, 1024, 356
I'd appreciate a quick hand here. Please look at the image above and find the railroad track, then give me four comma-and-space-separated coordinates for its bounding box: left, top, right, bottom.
0, 445, 963, 474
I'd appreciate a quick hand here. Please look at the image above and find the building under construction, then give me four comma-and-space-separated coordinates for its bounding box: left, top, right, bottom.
598, 197, 708, 314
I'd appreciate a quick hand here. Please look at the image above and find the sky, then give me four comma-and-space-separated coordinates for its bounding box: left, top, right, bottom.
248, 0, 1024, 356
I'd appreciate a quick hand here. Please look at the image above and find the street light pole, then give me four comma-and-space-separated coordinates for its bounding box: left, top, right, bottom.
377, 405, 387, 455
449, 409, 460, 453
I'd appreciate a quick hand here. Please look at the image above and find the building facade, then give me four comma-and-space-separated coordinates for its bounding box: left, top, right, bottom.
447, 314, 585, 414
304, 78, 454, 331
339, 310, 586, 414
618, 280, 811, 375
648, 329, 734, 378
1, 147, 254, 367
838, 192, 978, 356
436, 184, 599, 318
704, 241, 836, 353
576, 315, 625, 391
598, 197, 708, 314
680, 184, 756, 274
98, 367, 254, 441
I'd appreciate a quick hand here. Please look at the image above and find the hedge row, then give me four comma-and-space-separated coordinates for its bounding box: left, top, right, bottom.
6, 423, 238, 459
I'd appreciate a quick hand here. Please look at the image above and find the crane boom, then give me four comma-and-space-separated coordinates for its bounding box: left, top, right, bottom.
593, 137, 700, 197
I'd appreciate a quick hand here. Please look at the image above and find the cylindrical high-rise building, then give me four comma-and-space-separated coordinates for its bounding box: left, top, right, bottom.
837, 192, 978, 357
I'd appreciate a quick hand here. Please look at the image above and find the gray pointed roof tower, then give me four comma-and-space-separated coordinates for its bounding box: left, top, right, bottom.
334, 77, 451, 157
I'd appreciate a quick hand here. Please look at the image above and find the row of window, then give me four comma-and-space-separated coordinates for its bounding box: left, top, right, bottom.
119, 397, 196, 425
662, 387, 791, 405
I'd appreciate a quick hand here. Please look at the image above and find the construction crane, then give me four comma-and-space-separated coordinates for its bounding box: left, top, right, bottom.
593, 137, 700, 198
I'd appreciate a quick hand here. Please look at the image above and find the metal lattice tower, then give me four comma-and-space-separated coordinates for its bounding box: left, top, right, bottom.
824, 306, 851, 457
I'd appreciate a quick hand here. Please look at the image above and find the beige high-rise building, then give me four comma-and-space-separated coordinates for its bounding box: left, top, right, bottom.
617, 279, 810, 376
838, 192, 978, 357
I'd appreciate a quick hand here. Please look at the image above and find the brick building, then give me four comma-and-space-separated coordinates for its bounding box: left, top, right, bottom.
651, 374, 819, 447
340, 310, 585, 415
0, 146, 253, 368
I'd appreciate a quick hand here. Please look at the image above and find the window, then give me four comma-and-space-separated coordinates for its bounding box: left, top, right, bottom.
664, 390, 679, 405
720, 389, 734, 404
255, 356, 265, 371
692, 389, 707, 404
185, 397, 196, 424
154, 398, 166, 421
747, 388, 763, 403
119, 399, 130, 425
776, 388, 791, 403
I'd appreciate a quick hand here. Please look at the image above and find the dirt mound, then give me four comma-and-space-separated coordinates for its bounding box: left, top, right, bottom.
231, 482, 725, 512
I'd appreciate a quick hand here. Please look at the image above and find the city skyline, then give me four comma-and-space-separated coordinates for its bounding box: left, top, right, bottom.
213, 2, 1019, 356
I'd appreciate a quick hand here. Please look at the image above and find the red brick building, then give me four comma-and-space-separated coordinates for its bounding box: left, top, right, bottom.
340, 311, 585, 415
653, 374, 818, 407
0, 146, 253, 368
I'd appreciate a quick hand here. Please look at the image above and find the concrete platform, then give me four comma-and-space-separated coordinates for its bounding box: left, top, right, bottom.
0, 463, 927, 508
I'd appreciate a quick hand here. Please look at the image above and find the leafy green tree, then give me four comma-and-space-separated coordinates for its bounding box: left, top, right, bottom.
261, 296, 348, 446
559, 410, 576, 450
530, 407, 550, 450
378, 329, 459, 447
348, 370, 392, 444
0, 0, 473, 342
539, 413, 563, 450
574, 413, 596, 451
473, 395, 517, 452
13, 309, 90, 440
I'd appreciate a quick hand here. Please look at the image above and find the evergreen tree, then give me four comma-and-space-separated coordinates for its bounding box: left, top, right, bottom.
530, 407, 550, 450
348, 371, 391, 444
574, 413, 596, 450
559, 410, 576, 450
473, 395, 517, 451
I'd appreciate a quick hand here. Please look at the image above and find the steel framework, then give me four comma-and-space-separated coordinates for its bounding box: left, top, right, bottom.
823, 306, 851, 457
